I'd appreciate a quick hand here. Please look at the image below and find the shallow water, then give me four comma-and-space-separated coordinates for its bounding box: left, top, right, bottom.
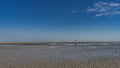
0, 44, 120, 63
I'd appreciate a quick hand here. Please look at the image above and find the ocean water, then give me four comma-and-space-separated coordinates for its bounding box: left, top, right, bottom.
0, 43, 120, 63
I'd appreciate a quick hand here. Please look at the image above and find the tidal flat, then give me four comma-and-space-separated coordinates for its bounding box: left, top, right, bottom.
0, 43, 120, 68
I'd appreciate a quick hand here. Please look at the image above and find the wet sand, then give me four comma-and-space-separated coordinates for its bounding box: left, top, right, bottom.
1, 57, 120, 68
0, 44, 120, 68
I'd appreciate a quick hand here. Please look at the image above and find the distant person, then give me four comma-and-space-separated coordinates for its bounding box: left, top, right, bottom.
75, 40, 77, 46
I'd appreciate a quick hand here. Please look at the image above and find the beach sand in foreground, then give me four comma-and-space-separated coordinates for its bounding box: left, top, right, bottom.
1, 57, 120, 68
0, 45, 120, 68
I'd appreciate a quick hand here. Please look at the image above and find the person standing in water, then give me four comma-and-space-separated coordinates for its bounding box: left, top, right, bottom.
75, 40, 78, 46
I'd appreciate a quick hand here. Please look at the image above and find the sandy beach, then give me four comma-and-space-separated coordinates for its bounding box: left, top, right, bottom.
0, 44, 120, 68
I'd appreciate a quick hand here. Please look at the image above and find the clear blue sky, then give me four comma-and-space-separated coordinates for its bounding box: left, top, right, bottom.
0, 0, 120, 41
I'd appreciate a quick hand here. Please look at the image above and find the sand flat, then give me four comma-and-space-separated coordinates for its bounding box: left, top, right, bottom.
0, 44, 120, 68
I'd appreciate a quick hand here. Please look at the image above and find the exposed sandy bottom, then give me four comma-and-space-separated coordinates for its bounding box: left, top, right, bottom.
1, 56, 120, 68
0, 44, 120, 68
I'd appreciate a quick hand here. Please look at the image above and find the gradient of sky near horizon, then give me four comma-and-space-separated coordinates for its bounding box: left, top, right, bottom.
0, 0, 120, 41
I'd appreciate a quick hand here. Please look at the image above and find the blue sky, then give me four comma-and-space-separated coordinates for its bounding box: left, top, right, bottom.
0, 0, 120, 41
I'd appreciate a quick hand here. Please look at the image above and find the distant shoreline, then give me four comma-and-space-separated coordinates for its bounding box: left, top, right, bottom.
0, 41, 120, 45
0, 42, 75, 45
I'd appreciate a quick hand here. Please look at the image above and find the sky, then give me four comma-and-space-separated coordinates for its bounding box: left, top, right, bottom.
0, 0, 120, 42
